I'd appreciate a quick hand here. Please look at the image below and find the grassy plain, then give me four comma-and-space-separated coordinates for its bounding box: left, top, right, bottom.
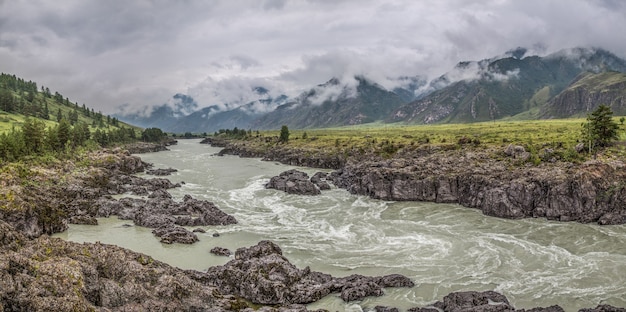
255, 118, 626, 162
0, 109, 140, 134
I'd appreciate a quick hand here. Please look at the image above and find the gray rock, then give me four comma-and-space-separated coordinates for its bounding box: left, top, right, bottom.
266, 169, 321, 195
311, 172, 332, 190
206, 241, 413, 305
146, 167, 178, 176
68, 215, 98, 225
210, 247, 232, 256
331, 153, 626, 225
152, 225, 199, 244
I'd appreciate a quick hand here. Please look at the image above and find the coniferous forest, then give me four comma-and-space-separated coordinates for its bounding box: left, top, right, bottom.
0, 73, 143, 162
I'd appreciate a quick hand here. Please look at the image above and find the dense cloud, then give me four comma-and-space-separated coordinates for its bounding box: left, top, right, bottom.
1, 0, 625, 114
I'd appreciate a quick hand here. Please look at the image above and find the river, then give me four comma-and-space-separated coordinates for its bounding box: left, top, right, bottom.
53, 139, 626, 311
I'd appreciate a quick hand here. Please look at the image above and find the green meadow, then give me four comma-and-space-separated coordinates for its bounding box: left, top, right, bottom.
253, 118, 626, 162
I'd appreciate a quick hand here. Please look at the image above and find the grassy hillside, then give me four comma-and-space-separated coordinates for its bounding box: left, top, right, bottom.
0, 73, 140, 134
0, 73, 149, 163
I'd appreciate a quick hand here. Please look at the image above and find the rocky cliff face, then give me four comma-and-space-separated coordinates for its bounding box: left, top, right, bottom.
330, 153, 626, 225
541, 71, 626, 118
211, 138, 626, 225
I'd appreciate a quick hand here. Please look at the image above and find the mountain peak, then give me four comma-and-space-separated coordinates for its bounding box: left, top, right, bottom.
505, 47, 528, 59
252, 86, 269, 95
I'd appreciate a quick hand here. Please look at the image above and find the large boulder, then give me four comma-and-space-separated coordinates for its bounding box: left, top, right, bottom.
265, 169, 321, 195
206, 240, 414, 305
152, 225, 199, 244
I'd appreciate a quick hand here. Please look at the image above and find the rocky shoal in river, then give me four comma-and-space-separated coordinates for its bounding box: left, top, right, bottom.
211, 138, 626, 225
0, 147, 237, 244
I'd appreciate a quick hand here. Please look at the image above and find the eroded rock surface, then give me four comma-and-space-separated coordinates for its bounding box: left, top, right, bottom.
205, 240, 414, 305
266, 169, 321, 195
96, 193, 237, 244
210, 247, 232, 257
265, 169, 333, 195
331, 155, 626, 225
146, 167, 178, 176
0, 220, 233, 311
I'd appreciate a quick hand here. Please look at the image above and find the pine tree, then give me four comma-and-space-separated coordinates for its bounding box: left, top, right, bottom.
279, 125, 290, 143
56, 119, 71, 150
57, 108, 63, 122
581, 104, 620, 153
42, 102, 50, 119
21, 117, 46, 154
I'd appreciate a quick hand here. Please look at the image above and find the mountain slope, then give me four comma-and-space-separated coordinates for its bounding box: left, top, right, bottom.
388, 48, 626, 124
1, 72, 137, 132
541, 71, 626, 118
252, 77, 405, 129
116, 105, 180, 130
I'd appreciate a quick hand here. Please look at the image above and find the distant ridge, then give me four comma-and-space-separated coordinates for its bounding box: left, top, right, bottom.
115, 47, 626, 133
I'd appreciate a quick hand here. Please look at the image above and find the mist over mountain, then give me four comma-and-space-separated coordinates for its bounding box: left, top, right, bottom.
388, 47, 626, 124
115, 47, 626, 132
251, 76, 406, 129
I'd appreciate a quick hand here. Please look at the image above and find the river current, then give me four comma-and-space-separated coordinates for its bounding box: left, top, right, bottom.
54, 139, 626, 311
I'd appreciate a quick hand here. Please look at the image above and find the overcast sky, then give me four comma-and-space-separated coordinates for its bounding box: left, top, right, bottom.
1, 0, 625, 114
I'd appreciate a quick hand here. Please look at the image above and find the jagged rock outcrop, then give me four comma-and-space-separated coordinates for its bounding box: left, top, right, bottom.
266, 169, 322, 195
123, 139, 177, 154
331, 153, 626, 224
96, 193, 237, 244
146, 167, 178, 176
205, 240, 414, 305
0, 146, 235, 244
210, 247, 232, 257
405, 290, 624, 312
152, 224, 198, 244
0, 148, 157, 239
311, 172, 331, 190
0, 220, 236, 311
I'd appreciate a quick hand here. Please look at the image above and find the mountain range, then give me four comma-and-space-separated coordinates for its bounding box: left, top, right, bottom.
116, 47, 626, 133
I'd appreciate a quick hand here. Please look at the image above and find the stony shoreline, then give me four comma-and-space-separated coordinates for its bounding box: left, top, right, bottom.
0, 146, 417, 311
1, 144, 624, 311
209, 137, 626, 225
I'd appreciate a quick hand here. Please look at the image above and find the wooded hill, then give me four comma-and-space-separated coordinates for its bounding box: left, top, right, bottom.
0, 73, 143, 162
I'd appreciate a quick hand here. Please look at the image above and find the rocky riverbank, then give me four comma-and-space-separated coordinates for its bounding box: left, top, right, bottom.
331, 152, 626, 225
0, 147, 237, 244
124, 138, 178, 154
212, 138, 626, 225
2, 144, 625, 311
1, 218, 620, 311
203, 137, 346, 169
0, 146, 419, 311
